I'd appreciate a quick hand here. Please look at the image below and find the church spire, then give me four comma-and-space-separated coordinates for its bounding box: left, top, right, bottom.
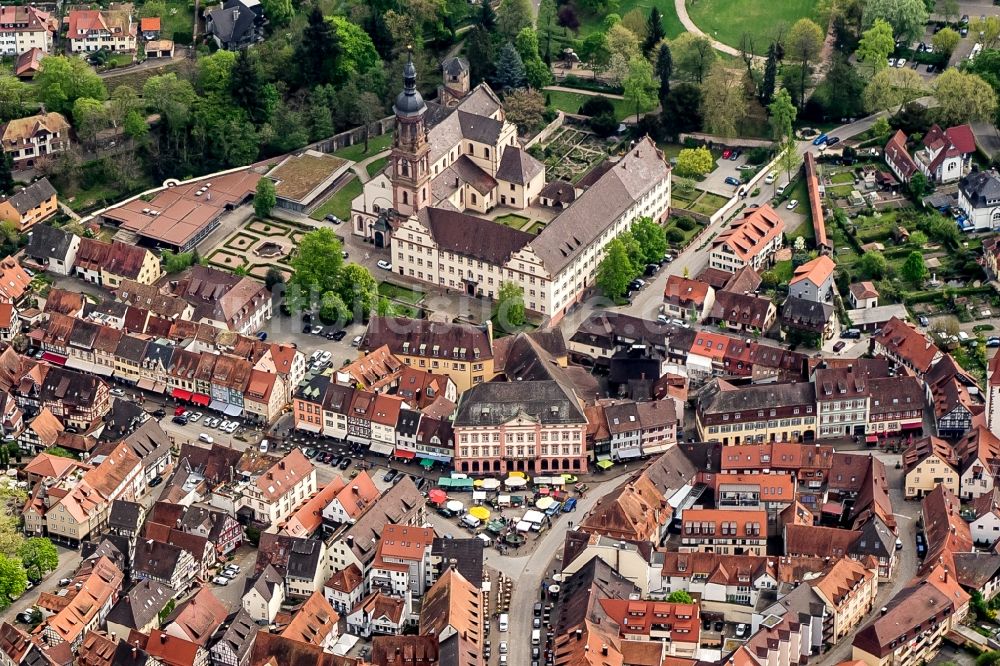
393, 46, 426, 118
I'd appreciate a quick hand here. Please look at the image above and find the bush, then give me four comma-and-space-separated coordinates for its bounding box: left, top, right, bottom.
579, 95, 616, 118
745, 147, 771, 165
675, 217, 696, 231
666, 228, 685, 243
589, 113, 618, 138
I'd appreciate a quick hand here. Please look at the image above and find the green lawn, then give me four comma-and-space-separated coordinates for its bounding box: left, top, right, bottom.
157, 0, 194, 41
494, 213, 531, 230
310, 177, 362, 221
545, 90, 629, 121
332, 133, 394, 163
378, 282, 424, 305
686, 0, 823, 50
525, 221, 546, 234
690, 192, 729, 216
830, 171, 855, 185
366, 156, 389, 177
771, 260, 794, 284
572, 0, 684, 39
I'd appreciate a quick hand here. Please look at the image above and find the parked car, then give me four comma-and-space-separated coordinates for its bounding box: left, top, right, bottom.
826, 137, 841, 147
383, 469, 398, 482
325, 214, 342, 224
736, 624, 749, 638
812, 133, 828, 146
339, 457, 352, 470
332, 329, 348, 341
212, 576, 230, 585
729, 148, 741, 160
786, 199, 799, 210
58, 578, 72, 587
563, 497, 577, 512
188, 412, 202, 423
895, 57, 907, 68
172, 415, 188, 425
377, 260, 393, 271
152, 408, 166, 418
987, 337, 1000, 348
110, 388, 126, 397
833, 341, 846, 352
311, 325, 323, 335
724, 176, 740, 186
722, 149, 732, 159
919, 316, 930, 326
352, 335, 363, 347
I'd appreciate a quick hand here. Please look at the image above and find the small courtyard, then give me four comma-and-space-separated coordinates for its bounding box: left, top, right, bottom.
532, 126, 625, 185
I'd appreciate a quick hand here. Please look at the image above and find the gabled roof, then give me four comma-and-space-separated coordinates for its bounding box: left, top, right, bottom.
210, 609, 257, 665
26, 224, 76, 262
105, 579, 173, 631
279, 591, 338, 647
495, 146, 544, 185
789, 255, 835, 287
164, 587, 227, 646
873, 316, 940, 373
849, 281, 879, 301
711, 205, 785, 262
884, 130, 917, 179
1, 178, 56, 214
663, 275, 711, 307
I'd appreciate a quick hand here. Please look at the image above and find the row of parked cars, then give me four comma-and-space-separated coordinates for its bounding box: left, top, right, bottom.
212, 563, 241, 586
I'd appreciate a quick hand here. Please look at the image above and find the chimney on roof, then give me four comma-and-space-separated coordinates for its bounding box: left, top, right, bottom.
160, 633, 166, 643
880, 606, 888, 616
602, 644, 609, 656
576, 629, 583, 640
352, 485, 359, 494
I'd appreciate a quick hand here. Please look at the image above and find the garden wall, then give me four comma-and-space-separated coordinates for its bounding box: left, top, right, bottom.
680, 133, 777, 149
523, 112, 566, 149
670, 207, 710, 225
308, 116, 396, 154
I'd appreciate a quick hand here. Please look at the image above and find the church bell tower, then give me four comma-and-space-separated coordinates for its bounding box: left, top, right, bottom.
390, 49, 431, 217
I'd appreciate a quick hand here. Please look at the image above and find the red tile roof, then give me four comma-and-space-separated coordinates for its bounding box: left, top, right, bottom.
663, 275, 711, 307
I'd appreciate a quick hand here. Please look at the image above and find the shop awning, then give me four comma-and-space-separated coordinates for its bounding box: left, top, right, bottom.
296, 422, 321, 433
865, 435, 878, 443
223, 404, 243, 417
420, 458, 434, 469
137, 378, 156, 391
596, 454, 611, 462
41, 352, 67, 365
394, 449, 416, 459
901, 422, 922, 431
66, 357, 110, 376
418, 453, 452, 463
152, 382, 166, 394
369, 442, 393, 456
596, 459, 614, 470
172, 388, 192, 401
192, 393, 211, 407
617, 449, 642, 460
209, 399, 227, 412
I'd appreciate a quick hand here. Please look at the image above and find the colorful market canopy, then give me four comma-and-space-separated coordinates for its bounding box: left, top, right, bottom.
469, 506, 491, 520
428, 489, 447, 504
420, 458, 434, 469
535, 497, 555, 510
446, 500, 465, 513
481, 478, 501, 490
596, 459, 614, 470
505, 477, 527, 488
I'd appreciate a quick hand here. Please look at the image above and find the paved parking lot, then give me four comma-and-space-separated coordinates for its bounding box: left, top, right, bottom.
699, 152, 752, 197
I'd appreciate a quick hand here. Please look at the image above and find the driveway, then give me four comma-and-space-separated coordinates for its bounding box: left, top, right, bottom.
4, 545, 83, 628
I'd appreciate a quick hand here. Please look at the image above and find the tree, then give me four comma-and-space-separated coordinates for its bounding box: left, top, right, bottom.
290, 228, 344, 300
376, 296, 398, 317
35, 56, 106, 115
655, 42, 672, 106
939, 0, 959, 23
328, 17, 381, 85
466, 27, 498, 84
338, 263, 378, 316
909, 230, 928, 246
629, 217, 667, 264
230, 49, 275, 125
537, 0, 557, 61
123, 110, 148, 143
643, 8, 665, 56
515, 28, 552, 89
596, 238, 634, 299
857, 19, 895, 72
859, 250, 889, 279
909, 172, 930, 199
556, 5, 579, 34
768, 89, 797, 141
607, 23, 641, 64
0, 76, 34, 122
623, 56, 658, 121
901, 250, 927, 284
932, 27, 960, 59
496, 281, 526, 328
294, 5, 341, 87
701, 62, 746, 138
620, 8, 647, 43
579, 33, 612, 77
479, 0, 497, 31
863, 66, 925, 113
760, 43, 778, 105
196, 50, 236, 94
261, 0, 293, 27
0, 153, 13, 195
252, 179, 276, 219
971, 16, 1000, 50
666, 590, 695, 603
786, 19, 824, 109
811, 56, 866, 120
498, 0, 533, 40
18, 538, 57, 582
265, 268, 285, 290
163, 251, 196, 273
504, 88, 546, 131
71, 98, 107, 146
862, 0, 927, 43
0, 554, 26, 609
933, 69, 998, 126
672, 33, 717, 83
738, 32, 756, 73
494, 42, 527, 90
675, 147, 714, 177
872, 116, 892, 143
319, 291, 350, 324
661, 82, 703, 137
